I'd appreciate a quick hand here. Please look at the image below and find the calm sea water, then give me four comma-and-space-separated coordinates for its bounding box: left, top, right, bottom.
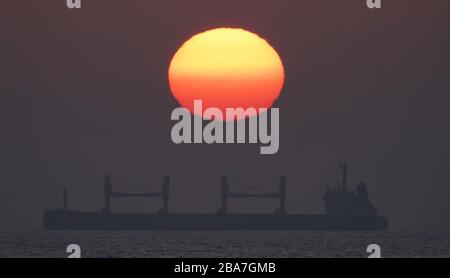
0, 231, 449, 258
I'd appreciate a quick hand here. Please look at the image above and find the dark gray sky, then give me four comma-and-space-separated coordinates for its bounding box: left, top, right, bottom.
1, 0, 449, 230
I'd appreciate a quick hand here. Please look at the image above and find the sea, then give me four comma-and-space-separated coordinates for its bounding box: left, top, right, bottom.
0, 231, 449, 258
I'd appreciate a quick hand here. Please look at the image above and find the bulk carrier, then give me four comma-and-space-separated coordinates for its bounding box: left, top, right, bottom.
43, 161, 388, 231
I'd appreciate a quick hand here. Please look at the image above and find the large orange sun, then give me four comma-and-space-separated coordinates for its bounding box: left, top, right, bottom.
168, 28, 285, 120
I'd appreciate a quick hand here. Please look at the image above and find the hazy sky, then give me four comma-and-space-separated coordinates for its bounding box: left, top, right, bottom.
1, 0, 449, 230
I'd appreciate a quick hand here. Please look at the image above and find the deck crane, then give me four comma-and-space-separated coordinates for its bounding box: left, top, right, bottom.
102, 174, 169, 214
219, 175, 287, 214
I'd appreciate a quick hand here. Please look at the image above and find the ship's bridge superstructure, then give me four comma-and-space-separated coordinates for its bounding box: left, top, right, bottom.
323, 160, 378, 217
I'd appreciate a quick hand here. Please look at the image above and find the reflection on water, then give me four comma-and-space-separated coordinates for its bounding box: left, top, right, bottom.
0, 231, 449, 258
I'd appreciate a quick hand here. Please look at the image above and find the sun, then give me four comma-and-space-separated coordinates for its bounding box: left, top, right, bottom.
168, 28, 285, 121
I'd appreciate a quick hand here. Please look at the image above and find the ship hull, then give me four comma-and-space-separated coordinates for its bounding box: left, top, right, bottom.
43, 209, 388, 231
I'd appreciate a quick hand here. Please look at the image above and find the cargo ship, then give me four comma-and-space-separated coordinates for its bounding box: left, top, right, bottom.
43, 161, 388, 231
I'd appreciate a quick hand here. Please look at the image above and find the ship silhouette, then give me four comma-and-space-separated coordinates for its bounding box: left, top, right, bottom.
43, 161, 388, 231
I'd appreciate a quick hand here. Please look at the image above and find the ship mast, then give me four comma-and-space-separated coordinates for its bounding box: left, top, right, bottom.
338, 160, 347, 192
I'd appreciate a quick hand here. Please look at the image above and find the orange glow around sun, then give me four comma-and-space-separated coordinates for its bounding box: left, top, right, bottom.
168, 28, 285, 120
